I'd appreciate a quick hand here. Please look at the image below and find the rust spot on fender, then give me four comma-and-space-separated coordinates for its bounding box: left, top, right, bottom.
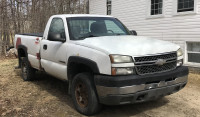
35, 38, 39, 44
36, 53, 40, 59
16, 37, 21, 49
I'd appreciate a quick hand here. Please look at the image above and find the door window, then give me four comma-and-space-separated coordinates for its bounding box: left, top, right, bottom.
48, 18, 66, 40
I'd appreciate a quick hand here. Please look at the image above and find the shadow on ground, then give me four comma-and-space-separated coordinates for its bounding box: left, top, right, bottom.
15, 69, 169, 117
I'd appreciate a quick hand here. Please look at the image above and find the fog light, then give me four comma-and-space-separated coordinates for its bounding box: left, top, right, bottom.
177, 59, 183, 66
112, 67, 135, 75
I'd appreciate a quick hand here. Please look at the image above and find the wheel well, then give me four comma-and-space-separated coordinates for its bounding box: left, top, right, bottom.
68, 62, 93, 81
67, 62, 94, 95
17, 47, 27, 68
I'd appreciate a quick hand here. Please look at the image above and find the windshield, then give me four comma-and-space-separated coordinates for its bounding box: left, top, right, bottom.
67, 17, 130, 40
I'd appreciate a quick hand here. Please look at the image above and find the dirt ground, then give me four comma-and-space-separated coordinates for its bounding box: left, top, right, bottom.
0, 58, 200, 117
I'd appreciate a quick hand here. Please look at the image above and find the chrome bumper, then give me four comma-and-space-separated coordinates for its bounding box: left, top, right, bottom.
96, 76, 188, 97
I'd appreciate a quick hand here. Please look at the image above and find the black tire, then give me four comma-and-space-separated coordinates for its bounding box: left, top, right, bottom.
71, 73, 101, 115
21, 57, 35, 81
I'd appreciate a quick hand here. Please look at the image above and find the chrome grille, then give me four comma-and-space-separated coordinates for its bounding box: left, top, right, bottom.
134, 52, 177, 75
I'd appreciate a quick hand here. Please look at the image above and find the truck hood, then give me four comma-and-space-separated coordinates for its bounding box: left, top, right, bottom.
73, 35, 180, 56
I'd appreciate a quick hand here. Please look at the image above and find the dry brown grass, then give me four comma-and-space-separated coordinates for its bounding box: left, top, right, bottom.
0, 58, 200, 117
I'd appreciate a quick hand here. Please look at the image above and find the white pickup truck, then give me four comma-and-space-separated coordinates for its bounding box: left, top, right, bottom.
14, 14, 188, 115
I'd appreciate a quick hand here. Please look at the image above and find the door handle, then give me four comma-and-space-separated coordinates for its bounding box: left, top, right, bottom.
43, 44, 47, 50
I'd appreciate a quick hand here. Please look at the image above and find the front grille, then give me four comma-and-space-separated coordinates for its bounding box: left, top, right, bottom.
134, 52, 177, 75
134, 53, 177, 63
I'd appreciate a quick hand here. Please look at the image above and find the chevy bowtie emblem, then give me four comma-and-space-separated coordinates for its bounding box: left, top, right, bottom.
155, 59, 166, 66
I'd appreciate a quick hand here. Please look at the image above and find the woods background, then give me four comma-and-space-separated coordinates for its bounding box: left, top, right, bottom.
0, 0, 89, 56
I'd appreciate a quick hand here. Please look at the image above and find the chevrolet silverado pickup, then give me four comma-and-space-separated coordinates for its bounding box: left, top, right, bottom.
14, 14, 188, 115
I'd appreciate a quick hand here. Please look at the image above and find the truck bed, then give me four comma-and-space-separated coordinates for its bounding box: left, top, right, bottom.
18, 33, 43, 37
14, 34, 42, 70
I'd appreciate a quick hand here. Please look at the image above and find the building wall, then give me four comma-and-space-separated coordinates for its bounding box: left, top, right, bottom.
89, 0, 107, 15
89, 0, 200, 66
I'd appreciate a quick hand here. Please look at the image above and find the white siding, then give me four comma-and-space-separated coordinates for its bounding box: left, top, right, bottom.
90, 0, 200, 66
89, 0, 106, 15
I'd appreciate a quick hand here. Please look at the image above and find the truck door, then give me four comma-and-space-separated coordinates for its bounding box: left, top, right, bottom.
40, 18, 68, 80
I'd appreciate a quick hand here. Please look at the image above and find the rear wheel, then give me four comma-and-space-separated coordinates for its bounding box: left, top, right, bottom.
71, 73, 101, 115
21, 57, 35, 81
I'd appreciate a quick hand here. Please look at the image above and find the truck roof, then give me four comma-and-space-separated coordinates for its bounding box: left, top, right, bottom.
51, 14, 114, 18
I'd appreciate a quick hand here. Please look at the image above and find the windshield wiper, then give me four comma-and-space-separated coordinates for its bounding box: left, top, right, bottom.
116, 33, 121, 35
88, 35, 96, 37
78, 35, 97, 39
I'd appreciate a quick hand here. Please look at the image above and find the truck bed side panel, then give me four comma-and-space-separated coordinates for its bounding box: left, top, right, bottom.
14, 34, 42, 70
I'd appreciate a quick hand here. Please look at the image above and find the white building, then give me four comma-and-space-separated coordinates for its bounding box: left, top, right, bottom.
89, 0, 200, 67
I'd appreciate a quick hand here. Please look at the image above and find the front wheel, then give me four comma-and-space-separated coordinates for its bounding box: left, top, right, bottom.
71, 73, 101, 115
21, 57, 35, 81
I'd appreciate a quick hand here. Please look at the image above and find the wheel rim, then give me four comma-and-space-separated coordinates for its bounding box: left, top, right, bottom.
75, 81, 89, 108
22, 62, 27, 79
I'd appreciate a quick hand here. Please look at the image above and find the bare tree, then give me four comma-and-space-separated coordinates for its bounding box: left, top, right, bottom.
0, 0, 89, 56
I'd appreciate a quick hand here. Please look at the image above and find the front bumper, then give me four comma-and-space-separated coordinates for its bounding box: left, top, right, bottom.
94, 66, 188, 105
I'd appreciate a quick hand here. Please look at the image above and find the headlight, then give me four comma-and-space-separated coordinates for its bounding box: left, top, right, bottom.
110, 55, 133, 63
112, 67, 136, 75
177, 48, 183, 57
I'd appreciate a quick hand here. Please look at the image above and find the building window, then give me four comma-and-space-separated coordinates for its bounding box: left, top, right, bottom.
107, 0, 111, 15
187, 42, 200, 63
177, 0, 194, 12
151, 0, 163, 15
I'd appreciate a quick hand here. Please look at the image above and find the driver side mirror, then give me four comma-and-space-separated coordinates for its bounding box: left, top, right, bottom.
130, 30, 137, 36
48, 32, 66, 42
